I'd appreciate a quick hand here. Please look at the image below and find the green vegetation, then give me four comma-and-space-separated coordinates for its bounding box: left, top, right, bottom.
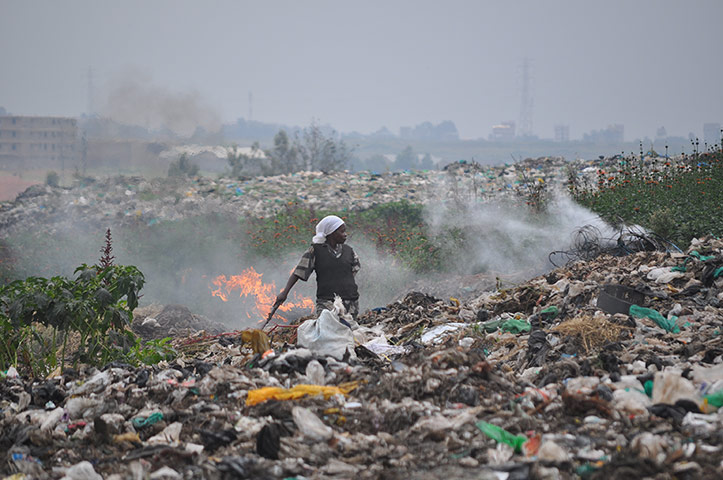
571, 149, 723, 246
168, 153, 200, 177
45, 170, 60, 187
245, 201, 443, 272
0, 231, 178, 378
0, 263, 144, 376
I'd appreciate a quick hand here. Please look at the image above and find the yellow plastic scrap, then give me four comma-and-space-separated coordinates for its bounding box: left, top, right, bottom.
113, 432, 141, 444
241, 329, 271, 354
245, 382, 359, 407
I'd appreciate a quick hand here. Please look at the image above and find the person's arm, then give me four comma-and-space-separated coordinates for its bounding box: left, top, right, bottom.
267, 246, 314, 321
351, 248, 361, 277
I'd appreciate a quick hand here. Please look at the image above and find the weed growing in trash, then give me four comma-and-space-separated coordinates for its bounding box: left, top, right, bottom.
0, 229, 153, 377
124, 336, 177, 366
0, 263, 145, 376
571, 148, 723, 246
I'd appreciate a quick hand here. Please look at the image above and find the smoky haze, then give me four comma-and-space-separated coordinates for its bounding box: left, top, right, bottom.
101, 69, 222, 137
0, 0, 721, 140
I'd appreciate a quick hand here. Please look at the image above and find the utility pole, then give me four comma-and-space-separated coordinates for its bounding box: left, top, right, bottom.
248, 91, 253, 122
87, 67, 95, 116
518, 58, 534, 138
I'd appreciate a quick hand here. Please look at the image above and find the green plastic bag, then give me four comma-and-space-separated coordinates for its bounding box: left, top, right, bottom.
480, 319, 505, 333
629, 305, 679, 333
540, 306, 559, 319
500, 318, 531, 334
475, 421, 527, 453
132, 412, 164, 428
704, 389, 723, 408
644, 380, 654, 398
714, 266, 723, 279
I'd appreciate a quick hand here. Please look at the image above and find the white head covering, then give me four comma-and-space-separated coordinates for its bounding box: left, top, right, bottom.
312, 215, 344, 244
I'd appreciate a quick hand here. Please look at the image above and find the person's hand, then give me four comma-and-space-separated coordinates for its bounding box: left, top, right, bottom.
267, 292, 288, 320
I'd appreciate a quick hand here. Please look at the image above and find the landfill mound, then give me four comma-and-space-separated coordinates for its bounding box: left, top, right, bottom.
0, 158, 570, 237
2, 233, 722, 478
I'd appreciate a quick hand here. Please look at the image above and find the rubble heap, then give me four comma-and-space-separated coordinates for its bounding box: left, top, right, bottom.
2, 235, 722, 479
0, 158, 571, 237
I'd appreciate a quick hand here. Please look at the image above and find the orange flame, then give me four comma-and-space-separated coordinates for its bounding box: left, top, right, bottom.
210, 267, 314, 323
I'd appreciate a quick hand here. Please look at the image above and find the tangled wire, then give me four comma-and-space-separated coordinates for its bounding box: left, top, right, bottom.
549, 224, 682, 267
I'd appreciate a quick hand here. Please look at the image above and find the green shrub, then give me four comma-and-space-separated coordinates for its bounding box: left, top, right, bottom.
0, 263, 145, 377
45, 171, 60, 187
168, 153, 199, 177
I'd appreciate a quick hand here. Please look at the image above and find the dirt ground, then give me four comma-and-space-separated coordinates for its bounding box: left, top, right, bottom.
0, 172, 40, 202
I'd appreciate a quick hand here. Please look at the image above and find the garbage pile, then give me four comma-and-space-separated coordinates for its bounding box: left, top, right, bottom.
0, 158, 571, 237
2, 234, 722, 479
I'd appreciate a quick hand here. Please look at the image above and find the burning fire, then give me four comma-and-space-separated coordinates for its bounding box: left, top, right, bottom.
210, 267, 314, 323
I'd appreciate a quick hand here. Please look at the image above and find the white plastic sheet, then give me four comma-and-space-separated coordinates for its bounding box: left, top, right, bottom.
297, 309, 355, 360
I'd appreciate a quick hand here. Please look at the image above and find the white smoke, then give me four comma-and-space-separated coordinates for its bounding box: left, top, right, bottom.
423, 193, 615, 281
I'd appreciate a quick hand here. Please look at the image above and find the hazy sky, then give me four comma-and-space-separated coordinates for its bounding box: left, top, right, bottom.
1, 0, 721, 140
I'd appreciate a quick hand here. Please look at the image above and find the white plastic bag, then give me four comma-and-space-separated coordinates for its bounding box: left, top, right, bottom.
297, 309, 355, 360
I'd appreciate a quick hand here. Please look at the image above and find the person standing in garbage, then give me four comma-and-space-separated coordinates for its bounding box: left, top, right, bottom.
268, 215, 360, 324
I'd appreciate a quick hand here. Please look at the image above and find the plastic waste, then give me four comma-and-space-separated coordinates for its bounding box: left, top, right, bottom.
297, 309, 355, 360
363, 336, 408, 356
475, 421, 527, 453
245, 382, 359, 407
420, 323, 465, 344
70, 371, 111, 395
487, 442, 514, 465
540, 305, 559, 320
303, 360, 326, 385
629, 304, 680, 333
702, 389, 723, 409
652, 370, 701, 405
500, 318, 531, 334
256, 423, 281, 459
40, 407, 64, 431
612, 388, 651, 416
537, 441, 570, 462
149, 467, 181, 479
631, 432, 667, 461
646, 266, 686, 284
292, 406, 333, 442
147, 422, 183, 446
681, 412, 717, 435
60, 461, 103, 480
132, 412, 164, 428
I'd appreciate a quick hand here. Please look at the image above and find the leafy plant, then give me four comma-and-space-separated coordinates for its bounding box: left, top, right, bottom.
0, 263, 145, 377
125, 336, 177, 366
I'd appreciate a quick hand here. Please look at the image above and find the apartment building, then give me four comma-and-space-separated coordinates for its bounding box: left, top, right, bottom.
0, 115, 78, 169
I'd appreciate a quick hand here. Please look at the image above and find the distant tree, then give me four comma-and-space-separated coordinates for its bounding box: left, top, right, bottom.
295, 122, 352, 173
265, 130, 300, 175
365, 154, 392, 173
394, 145, 417, 171
168, 153, 199, 177
227, 143, 261, 178
45, 170, 60, 187
419, 153, 435, 170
